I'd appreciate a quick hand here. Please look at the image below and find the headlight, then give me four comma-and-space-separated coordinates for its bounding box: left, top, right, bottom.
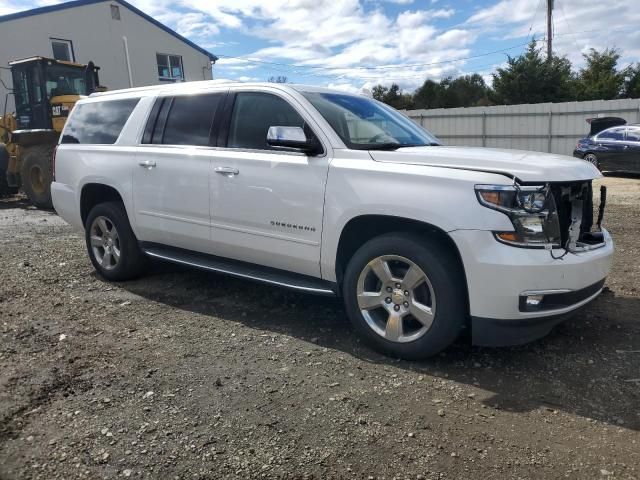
475, 184, 561, 248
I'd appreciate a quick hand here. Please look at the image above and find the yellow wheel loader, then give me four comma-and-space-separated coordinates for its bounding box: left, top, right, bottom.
0, 57, 104, 208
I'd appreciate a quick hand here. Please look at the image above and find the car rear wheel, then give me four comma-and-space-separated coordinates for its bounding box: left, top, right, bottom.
584, 153, 599, 169
342, 233, 466, 360
85, 201, 147, 281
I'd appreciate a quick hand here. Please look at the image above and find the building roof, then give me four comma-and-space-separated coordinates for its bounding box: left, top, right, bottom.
0, 0, 218, 62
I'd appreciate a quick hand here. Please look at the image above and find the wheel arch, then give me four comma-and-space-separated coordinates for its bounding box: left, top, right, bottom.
333, 214, 469, 309
80, 183, 126, 227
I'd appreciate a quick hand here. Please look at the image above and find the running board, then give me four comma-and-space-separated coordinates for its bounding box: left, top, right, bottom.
140, 244, 337, 296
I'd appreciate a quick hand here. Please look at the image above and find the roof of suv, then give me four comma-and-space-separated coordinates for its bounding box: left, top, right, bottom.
89, 81, 362, 99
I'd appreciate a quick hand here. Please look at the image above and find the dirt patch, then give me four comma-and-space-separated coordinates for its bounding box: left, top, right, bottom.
0, 178, 639, 479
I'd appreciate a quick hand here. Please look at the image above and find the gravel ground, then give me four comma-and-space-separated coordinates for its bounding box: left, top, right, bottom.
0, 176, 639, 480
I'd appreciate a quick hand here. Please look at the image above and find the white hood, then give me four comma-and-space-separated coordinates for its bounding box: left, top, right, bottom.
369, 146, 601, 183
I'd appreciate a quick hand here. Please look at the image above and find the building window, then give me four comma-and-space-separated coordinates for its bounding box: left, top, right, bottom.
157, 53, 183, 81
51, 39, 74, 62
110, 4, 121, 20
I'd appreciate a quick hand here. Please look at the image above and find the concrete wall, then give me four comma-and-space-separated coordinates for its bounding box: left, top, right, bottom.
404, 98, 640, 156
0, 1, 213, 112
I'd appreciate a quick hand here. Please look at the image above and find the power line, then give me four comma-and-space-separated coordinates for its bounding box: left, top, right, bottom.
556, 0, 583, 52
527, 0, 544, 39
214, 40, 533, 74
213, 37, 545, 83
214, 24, 637, 84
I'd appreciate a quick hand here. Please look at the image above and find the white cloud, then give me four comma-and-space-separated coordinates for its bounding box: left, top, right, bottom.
467, 0, 640, 68
326, 82, 364, 93
2, 0, 637, 93
382, 0, 414, 4
202, 0, 473, 89
167, 11, 220, 38
237, 75, 260, 82
467, 0, 534, 25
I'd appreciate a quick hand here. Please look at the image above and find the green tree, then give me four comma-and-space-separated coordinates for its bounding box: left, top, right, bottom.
412, 75, 489, 109
413, 79, 442, 109
576, 48, 625, 100
622, 63, 640, 98
267, 75, 288, 83
446, 74, 490, 107
490, 40, 575, 105
372, 84, 388, 102
371, 83, 413, 109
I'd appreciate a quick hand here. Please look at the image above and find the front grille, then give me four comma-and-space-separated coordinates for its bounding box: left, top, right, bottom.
550, 181, 595, 247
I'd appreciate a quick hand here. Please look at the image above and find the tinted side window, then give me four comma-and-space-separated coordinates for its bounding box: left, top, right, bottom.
61, 98, 139, 144
626, 127, 640, 142
162, 93, 222, 146
598, 128, 625, 141
227, 93, 304, 150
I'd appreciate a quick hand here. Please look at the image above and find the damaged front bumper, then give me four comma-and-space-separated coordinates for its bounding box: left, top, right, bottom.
450, 228, 614, 347
471, 279, 605, 347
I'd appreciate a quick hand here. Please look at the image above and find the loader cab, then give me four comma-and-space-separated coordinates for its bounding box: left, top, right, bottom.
9, 56, 100, 130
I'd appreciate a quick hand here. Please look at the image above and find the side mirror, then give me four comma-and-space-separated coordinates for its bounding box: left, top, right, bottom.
266, 126, 319, 154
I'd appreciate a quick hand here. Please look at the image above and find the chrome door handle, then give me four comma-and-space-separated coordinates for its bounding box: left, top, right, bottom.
138, 160, 156, 168
214, 166, 239, 176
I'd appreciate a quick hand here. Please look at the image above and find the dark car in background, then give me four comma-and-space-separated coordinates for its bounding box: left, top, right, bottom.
573, 117, 640, 174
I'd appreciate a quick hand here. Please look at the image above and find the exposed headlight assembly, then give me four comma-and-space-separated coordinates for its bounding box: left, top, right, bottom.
475, 184, 562, 248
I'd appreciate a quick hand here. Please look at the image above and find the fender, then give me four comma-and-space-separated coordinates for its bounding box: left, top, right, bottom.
320, 157, 514, 282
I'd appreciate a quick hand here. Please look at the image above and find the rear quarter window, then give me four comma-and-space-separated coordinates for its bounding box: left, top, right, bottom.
597, 128, 625, 141
626, 127, 640, 142
61, 98, 140, 144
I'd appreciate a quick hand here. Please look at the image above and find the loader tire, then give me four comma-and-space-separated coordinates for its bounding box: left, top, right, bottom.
20, 144, 54, 209
0, 147, 18, 197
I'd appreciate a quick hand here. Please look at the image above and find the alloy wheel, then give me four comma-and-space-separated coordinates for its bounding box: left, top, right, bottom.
89, 216, 121, 270
584, 153, 598, 167
356, 255, 436, 343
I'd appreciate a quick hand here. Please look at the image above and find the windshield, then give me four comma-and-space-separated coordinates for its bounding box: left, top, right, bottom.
302, 91, 441, 150
45, 65, 88, 98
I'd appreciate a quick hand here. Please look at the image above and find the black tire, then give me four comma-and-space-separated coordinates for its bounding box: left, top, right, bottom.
0, 146, 18, 197
583, 153, 599, 170
343, 233, 467, 360
20, 144, 55, 209
85, 201, 148, 281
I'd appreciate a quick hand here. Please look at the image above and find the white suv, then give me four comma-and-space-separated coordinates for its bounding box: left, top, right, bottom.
51, 82, 614, 359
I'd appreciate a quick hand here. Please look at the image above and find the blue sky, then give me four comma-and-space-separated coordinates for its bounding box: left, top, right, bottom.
2, 0, 639, 93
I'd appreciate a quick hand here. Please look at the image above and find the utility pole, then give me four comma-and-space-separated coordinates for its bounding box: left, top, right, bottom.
546, 0, 554, 59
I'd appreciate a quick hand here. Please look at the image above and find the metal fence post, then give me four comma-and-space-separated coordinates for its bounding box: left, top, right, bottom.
548, 111, 553, 153
482, 112, 487, 147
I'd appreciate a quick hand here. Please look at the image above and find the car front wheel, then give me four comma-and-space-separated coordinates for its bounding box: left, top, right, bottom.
343, 233, 466, 360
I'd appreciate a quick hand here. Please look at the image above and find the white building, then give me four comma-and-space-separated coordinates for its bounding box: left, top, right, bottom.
0, 0, 217, 112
